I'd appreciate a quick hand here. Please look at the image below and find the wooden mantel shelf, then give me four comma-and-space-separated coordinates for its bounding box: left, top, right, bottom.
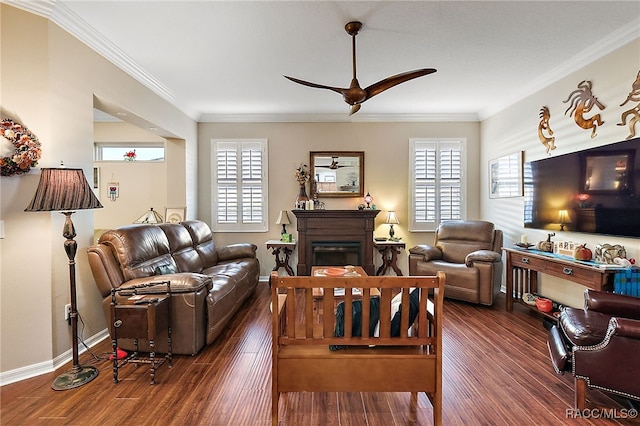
293, 209, 380, 276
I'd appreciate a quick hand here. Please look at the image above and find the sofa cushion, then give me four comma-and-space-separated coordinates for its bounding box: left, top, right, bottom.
99, 225, 178, 281
181, 220, 219, 267
159, 223, 204, 273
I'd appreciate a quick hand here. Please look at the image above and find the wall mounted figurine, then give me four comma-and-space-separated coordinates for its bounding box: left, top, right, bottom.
537, 106, 556, 154
563, 80, 605, 138
617, 70, 640, 140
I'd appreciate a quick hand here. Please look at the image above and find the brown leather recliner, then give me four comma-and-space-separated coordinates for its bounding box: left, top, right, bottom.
408, 220, 503, 305
547, 289, 640, 409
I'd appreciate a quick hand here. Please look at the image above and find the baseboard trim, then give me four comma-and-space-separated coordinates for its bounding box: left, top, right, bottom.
0, 329, 110, 387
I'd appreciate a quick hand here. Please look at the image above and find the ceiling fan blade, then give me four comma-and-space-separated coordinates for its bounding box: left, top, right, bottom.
284, 76, 347, 95
364, 68, 437, 100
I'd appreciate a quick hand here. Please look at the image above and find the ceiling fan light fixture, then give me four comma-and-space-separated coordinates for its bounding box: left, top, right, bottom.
284, 21, 436, 114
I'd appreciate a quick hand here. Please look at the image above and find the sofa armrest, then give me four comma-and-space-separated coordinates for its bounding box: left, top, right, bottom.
409, 245, 443, 262
119, 272, 213, 294
217, 243, 258, 262
465, 250, 502, 267
584, 289, 640, 320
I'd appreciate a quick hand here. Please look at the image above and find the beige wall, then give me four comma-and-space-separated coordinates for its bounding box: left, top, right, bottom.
0, 5, 196, 380
481, 38, 640, 307
93, 122, 169, 229
197, 121, 481, 277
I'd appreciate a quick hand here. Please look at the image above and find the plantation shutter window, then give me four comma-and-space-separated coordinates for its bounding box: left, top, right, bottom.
212, 139, 268, 232
410, 139, 465, 232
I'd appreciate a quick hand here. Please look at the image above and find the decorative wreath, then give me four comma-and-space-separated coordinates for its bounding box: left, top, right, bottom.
0, 118, 42, 176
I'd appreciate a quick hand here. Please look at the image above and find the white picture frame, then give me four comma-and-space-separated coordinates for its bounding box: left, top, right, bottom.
489, 151, 524, 199
165, 207, 186, 223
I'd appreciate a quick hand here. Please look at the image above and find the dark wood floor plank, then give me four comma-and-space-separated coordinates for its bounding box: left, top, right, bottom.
2, 284, 638, 425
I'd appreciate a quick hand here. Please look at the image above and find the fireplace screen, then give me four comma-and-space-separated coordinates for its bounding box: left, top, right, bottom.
311, 241, 361, 267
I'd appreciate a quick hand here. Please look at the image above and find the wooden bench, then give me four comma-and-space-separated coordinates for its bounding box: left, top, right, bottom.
271, 271, 445, 425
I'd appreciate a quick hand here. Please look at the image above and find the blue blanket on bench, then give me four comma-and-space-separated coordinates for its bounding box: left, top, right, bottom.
331, 289, 420, 351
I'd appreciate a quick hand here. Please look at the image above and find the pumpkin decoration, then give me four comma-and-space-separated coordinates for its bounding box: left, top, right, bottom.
573, 244, 593, 261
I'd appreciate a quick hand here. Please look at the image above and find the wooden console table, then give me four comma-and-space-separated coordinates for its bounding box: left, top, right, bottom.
504, 247, 618, 312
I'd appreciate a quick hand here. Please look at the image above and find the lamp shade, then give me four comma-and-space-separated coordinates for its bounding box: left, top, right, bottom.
25, 168, 103, 212
557, 209, 569, 223
276, 210, 291, 225
385, 211, 400, 225
134, 207, 163, 224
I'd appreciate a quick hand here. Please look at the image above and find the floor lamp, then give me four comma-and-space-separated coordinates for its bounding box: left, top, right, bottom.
25, 168, 103, 390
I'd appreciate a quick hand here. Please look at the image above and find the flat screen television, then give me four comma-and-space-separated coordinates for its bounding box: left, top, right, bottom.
524, 136, 640, 238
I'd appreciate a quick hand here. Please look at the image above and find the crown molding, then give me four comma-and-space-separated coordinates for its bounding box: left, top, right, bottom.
198, 112, 479, 123
4, 0, 181, 113
6, 1, 638, 124
479, 17, 640, 120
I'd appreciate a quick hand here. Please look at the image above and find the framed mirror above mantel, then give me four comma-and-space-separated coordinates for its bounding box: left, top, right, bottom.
310, 151, 364, 198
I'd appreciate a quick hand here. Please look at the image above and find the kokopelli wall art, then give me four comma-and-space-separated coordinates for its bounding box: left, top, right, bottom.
563, 80, 605, 138
537, 106, 556, 154
618, 70, 640, 140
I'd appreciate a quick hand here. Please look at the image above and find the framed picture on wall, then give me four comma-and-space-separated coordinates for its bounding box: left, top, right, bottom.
165, 207, 186, 223
489, 151, 524, 198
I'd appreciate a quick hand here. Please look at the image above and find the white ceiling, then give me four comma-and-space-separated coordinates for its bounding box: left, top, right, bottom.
9, 1, 640, 122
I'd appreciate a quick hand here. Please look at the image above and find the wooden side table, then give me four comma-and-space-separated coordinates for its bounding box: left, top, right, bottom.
110, 281, 172, 384
374, 240, 406, 276
266, 240, 296, 277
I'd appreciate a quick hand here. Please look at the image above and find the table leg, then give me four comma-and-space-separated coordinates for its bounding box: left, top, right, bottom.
389, 247, 403, 276
271, 247, 295, 276
376, 248, 387, 275
506, 254, 514, 311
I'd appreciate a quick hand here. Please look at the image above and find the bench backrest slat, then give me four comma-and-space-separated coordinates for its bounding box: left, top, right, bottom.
272, 272, 445, 347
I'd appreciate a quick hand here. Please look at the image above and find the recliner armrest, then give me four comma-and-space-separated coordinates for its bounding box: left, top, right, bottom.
465, 250, 502, 267
584, 289, 640, 320
217, 243, 258, 261
611, 317, 640, 339
409, 245, 443, 262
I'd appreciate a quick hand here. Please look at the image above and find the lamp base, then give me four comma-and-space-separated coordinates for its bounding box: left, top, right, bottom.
51, 365, 99, 391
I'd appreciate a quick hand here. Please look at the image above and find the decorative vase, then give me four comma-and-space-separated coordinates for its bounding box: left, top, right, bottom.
295, 182, 309, 209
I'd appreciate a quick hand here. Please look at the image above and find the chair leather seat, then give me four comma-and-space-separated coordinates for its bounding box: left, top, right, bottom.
559, 307, 611, 347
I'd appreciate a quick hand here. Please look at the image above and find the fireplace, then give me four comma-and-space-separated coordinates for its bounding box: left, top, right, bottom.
312, 241, 361, 266
293, 209, 380, 276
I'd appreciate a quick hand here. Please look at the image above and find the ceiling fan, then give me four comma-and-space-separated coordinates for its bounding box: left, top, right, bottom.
329, 157, 345, 169
285, 21, 437, 115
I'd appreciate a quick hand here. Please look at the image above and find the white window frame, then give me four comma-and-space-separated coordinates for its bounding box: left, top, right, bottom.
211, 139, 268, 232
94, 142, 165, 162
409, 138, 466, 232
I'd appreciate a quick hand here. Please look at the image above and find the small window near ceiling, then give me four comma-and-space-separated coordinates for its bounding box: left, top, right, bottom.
95, 144, 165, 161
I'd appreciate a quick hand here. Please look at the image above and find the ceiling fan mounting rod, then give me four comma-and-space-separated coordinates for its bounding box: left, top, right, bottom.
345, 21, 362, 81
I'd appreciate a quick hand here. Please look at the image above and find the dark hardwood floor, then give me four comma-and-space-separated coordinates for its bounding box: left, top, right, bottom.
2, 283, 638, 425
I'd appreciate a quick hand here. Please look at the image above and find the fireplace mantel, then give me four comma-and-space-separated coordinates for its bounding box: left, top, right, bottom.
293, 209, 380, 276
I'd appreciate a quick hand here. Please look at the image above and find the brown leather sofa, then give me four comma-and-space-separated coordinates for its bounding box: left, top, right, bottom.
547, 289, 640, 409
87, 220, 260, 355
408, 220, 503, 305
